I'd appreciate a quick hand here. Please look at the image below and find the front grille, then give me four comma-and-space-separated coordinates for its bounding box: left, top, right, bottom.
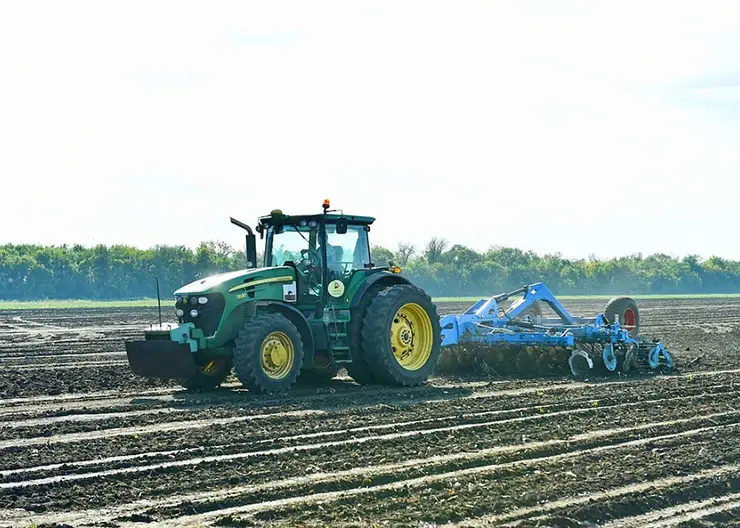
176, 293, 226, 337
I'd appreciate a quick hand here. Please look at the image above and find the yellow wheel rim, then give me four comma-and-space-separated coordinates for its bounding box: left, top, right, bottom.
260, 331, 295, 380
390, 303, 434, 371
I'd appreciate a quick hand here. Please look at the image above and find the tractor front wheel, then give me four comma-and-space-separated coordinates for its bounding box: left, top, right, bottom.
360, 285, 441, 386
179, 353, 233, 391
233, 314, 304, 394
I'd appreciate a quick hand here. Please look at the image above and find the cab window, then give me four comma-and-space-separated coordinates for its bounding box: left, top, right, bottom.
267, 224, 316, 266
324, 224, 370, 275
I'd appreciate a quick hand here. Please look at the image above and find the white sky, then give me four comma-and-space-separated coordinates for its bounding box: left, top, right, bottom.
1, 1, 739, 259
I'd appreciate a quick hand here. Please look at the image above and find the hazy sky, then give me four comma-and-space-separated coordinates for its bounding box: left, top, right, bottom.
2, 1, 739, 259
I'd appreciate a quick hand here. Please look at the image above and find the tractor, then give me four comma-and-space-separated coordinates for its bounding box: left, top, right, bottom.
125, 200, 441, 394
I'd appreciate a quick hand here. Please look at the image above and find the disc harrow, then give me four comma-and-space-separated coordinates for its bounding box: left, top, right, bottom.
436, 283, 673, 378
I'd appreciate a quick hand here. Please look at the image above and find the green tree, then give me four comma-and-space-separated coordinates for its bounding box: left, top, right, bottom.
395, 242, 415, 266
371, 246, 395, 266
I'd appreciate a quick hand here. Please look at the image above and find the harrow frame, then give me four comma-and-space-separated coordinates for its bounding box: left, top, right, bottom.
439, 283, 673, 375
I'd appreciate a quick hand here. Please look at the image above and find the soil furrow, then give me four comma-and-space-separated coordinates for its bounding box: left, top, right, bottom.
0, 352, 127, 364
1, 385, 729, 486
3, 380, 733, 449
4, 378, 734, 440
2, 378, 736, 473
0, 408, 326, 450
1, 301, 739, 527
4, 396, 733, 486
133, 424, 740, 527
6, 361, 129, 370
2, 407, 185, 428
462, 467, 740, 527
4, 418, 737, 527
603, 493, 740, 527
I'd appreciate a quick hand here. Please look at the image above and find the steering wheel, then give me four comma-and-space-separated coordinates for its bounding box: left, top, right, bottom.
300, 248, 321, 268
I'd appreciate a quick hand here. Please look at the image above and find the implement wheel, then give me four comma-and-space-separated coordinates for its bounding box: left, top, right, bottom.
180, 353, 233, 391
604, 296, 640, 336
234, 314, 304, 394
360, 285, 441, 386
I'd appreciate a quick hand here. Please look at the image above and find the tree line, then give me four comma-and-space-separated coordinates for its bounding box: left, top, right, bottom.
2, 239, 740, 300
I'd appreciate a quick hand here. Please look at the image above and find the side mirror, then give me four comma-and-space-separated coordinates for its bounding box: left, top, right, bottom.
336, 217, 348, 234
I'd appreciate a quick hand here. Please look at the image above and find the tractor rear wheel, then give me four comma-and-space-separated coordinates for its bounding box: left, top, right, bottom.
360, 285, 441, 386
347, 283, 386, 385
179, 353, 233, 391
233, 314, 304, 394
604, 296, 640, 336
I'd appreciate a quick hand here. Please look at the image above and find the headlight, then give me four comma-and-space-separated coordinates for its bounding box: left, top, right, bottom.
190, 297, 198, 304
190, 309, 199, 318
176, 309, 184, 317
176, 296, 183, 304
198, 296, 208, 305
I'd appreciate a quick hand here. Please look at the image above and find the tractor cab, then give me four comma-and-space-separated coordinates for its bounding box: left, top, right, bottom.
255, 201, 376, 306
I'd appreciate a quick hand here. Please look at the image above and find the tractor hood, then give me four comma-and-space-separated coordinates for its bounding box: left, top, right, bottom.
174, 267, 294, 296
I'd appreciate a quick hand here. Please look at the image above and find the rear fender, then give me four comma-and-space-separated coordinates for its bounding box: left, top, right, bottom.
350, 272, 411, 309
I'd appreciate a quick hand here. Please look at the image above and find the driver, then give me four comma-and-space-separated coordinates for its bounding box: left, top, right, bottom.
299, 244, 343, 279
323, 244, 343, 273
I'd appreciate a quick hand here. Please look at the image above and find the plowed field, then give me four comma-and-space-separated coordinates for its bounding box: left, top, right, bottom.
1, 298, 739, 527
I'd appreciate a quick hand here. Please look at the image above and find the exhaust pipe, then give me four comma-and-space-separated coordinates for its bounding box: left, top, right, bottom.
569, 349, 593, 377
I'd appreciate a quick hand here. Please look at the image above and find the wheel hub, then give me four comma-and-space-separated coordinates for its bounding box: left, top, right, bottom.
265, 340, 288, 366
400, 328, 412, 346
260, 331, 295, 379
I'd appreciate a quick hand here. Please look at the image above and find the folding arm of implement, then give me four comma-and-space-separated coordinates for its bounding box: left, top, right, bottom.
439, 282, 673, 376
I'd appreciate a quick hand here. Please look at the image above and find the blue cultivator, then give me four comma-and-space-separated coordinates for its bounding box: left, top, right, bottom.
438, 283, 673, 377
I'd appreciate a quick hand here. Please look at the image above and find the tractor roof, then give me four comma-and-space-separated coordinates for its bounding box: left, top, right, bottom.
258, 212, 375, 225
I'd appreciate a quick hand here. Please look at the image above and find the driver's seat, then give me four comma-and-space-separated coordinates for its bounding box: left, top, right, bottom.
324, 244, 344, 273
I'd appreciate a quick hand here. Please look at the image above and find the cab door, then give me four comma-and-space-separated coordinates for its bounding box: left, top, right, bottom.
322, 223, 371, 304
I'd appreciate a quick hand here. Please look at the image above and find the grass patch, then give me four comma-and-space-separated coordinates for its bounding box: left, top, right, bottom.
2, 293, 740, 310
435, 293, 740, 303
0, 299, 175, 310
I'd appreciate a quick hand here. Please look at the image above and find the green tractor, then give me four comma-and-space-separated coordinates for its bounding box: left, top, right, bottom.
125, 200, 441, 394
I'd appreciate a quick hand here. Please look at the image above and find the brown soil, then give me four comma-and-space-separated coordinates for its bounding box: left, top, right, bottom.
0, 298, 739, 527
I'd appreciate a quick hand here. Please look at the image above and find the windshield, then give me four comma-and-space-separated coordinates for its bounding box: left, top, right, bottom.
267, 224, 316, 266
265, 221, 370, 275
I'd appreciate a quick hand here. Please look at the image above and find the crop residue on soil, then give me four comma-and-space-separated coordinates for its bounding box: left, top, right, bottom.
0, 299, 739, 527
